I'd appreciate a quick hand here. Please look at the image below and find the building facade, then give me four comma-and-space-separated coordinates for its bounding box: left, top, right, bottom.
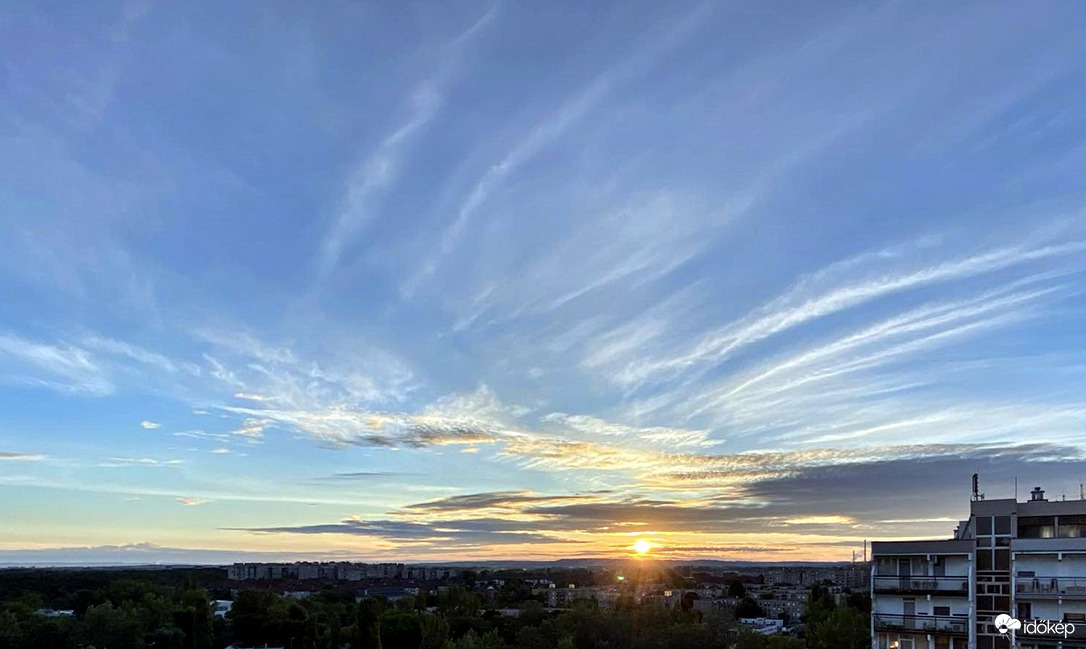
872, 486, 1086, 649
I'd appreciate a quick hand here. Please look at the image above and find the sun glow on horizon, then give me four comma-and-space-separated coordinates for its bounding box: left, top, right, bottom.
632, 539, 652, 555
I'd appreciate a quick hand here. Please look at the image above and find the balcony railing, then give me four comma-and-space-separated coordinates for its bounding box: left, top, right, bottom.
872, 575, 969, 594
1016, 576, 1086, 598
874, 613, 969, 635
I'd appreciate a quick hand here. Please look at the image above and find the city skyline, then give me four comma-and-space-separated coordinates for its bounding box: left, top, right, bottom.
2, 1, 1086, 564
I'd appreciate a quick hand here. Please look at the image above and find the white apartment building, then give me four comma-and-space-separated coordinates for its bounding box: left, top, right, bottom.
872, 485, 1086, 649
871, 538, 973, 649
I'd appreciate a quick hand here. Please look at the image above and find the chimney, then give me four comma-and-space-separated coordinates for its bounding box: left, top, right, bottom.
1030, 486, 1047, 502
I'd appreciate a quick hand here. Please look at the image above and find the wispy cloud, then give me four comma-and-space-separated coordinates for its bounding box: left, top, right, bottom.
220, 404, 505, 449
173, 430, 230, 442
234, 518, 577, 548
0, 452, 46, 461
316, 83, 443, 279
400, 4, 715, 296
600, 236, 1086, 391
0, 333, 112, 395
83, 335, 200, 375
99, 457, 184, 468
316, 5, 500, 279
140, 420, 160, 429
667, 279, 1078, 440
542, 412, 713, 448
232, 418, 273, 440
177, 497, 209, 507
314, 471, 412, 481
197, 328, 417, 408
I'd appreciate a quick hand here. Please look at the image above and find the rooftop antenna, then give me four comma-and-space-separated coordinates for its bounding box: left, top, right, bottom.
1080, 483, 1084, 500
972, 473, 984, 502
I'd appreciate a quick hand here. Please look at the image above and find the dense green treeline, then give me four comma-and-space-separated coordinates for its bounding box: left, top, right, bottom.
0, 570, 870, 649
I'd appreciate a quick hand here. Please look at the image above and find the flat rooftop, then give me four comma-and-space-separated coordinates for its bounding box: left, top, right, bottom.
871, 539, 974, 555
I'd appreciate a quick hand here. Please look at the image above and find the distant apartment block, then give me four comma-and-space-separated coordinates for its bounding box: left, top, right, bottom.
532, 584, 596, 608
872, 485, 1086, 649
226, 561, 459, 582
764, 564, 870, 589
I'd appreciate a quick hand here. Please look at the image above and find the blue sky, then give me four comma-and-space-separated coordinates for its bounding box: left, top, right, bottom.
2, 0, 1086, 563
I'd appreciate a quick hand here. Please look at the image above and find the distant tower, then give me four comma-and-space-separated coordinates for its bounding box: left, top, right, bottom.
971, 473, 984, 502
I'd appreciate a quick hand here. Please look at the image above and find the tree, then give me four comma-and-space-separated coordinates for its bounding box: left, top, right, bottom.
477, 629, 507, 649
514, 625, 554, 649
419, 614, 452, 649
806, 606, 870, 649
736, 632, 804, 649
180, 589, 213, 649
846, 592, 871, 614
379, 606, 421, 648
727, 578, 747, 599
734, 597, 765, 619
354, 598, 383, 649
228, 590, 280, 647
148, 625, 186, 649
77, 602, 144, 649
0, 609, 26, 649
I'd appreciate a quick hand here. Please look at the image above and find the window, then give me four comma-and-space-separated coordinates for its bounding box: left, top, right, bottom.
977, 516, 993, 535
1065, 612, 1086, 622
1059, 515, 1086, 538
934, 606, 950, 615
977, 549, 993, 571
878, 634, 890, 649
995, 549, 1011, 571
995, 516, 1011, 535
1017, 602, 1032, 621
1018, 516, 1055, 539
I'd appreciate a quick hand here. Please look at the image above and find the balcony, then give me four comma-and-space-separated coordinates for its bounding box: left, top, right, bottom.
873, 613, 969, 636
1016, 576, 1086, 598
872, 575, 970, 595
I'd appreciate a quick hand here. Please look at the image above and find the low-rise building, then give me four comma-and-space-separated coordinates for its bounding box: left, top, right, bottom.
741, 617, 786, 635
212, 600, 233, 618
358, 586, 419, 603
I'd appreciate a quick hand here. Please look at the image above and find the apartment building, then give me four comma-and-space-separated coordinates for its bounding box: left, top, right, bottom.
871, 538, 973, 649
764, 564, 871, 589
872, 485, 1086, 649
226, 561, 459, 583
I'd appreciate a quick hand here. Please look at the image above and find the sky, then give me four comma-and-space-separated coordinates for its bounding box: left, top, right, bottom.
2, 1, 1086, 565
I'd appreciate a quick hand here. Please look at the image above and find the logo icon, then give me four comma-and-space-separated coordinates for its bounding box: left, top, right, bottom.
994, 614, 1022, 635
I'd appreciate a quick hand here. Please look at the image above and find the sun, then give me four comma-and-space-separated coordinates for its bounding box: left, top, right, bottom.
632, 539, 652, 555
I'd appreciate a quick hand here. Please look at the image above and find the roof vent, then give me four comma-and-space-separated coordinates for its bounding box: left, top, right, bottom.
1030, 486, 1047, 502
